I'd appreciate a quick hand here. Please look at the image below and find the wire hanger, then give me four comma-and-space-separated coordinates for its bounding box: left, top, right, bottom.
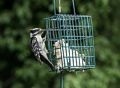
53, 0, 76, 15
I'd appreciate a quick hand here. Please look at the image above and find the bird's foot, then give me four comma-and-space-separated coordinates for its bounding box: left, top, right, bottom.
55, 65, 61, 73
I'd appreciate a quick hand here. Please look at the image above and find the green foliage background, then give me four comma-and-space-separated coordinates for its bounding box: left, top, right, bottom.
0, 0, 120, 88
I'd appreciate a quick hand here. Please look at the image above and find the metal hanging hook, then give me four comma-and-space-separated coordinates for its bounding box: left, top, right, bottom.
53, 0, 76, 15
54, 0, 56, 15
72, 0, 76, 15
59, 0, 61, 13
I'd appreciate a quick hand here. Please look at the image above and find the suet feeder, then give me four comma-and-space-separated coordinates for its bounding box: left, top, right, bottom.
45, 0, 96, 87
45, 0, 95, 72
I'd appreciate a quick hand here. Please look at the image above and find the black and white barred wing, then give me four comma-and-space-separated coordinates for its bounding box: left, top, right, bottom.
31, 37, 42, 63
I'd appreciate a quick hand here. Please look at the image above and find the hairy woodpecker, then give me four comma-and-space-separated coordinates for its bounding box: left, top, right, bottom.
30, 28, 55, 71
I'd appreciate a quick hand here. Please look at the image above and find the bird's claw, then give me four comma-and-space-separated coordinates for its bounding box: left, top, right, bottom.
55, 65, 61, 73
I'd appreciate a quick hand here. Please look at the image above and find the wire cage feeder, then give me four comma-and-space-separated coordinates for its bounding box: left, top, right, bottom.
45, 0, 96, 72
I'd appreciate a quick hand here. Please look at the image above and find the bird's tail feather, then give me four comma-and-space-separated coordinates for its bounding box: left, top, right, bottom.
45, 59, 55, 71
41, 55, 55, 71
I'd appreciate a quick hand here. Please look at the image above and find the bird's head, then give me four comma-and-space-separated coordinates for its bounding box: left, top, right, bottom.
30, 28, 42, 37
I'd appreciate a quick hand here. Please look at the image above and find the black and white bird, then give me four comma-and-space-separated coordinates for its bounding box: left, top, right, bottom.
30, 28, 55, 71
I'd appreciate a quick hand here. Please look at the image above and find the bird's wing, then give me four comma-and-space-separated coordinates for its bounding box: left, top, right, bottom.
31, 37, 42, 63
31, 36, 55, 70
